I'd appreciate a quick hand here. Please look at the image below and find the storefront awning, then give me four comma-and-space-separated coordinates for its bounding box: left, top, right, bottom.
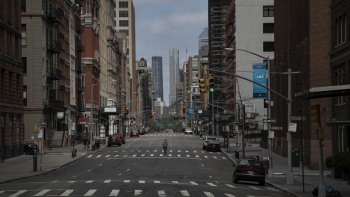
295, 84, 350, 100
77, 117, 89, 125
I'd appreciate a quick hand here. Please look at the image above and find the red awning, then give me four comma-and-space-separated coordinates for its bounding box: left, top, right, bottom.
77, 117, 89, 125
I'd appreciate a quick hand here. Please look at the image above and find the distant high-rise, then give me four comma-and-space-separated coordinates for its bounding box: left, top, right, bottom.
199, 27, 209, 56
152, 56, 164, 102
169, 49, 179, 106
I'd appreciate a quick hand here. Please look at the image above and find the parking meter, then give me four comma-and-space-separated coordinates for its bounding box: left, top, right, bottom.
33, 148, 38, 171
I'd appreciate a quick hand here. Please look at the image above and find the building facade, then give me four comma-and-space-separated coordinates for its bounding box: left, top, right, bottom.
0, 0, 23, 160
273, 0, 332, 169
22, 0, 82, 150
208, 0, 232, 113
152, 56, 164, 102
115, 0, 137, 116
169, 48, 179, 106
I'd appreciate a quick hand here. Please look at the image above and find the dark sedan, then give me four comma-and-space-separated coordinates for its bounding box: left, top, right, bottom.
107, 135, 122, 147
232, 159, 266, 186
206, 139, 221, 151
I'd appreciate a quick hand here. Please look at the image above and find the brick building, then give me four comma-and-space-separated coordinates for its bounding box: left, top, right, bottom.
0, 0, 24, 160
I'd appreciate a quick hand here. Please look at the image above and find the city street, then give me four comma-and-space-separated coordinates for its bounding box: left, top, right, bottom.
0, 133, 288, 197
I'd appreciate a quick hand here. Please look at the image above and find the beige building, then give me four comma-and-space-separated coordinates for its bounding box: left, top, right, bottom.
115, 0, 137, 116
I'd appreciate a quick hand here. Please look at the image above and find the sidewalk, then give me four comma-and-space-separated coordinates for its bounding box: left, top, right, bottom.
218, 136, 350, 197
0, 143, 106, 183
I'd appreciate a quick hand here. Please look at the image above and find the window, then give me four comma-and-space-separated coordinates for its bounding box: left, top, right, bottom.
22, 57, 27, 74
263, 23, 274, 33
263, 6, 274, 17
21, 24, 27, 45
119, 20, 128, 27
263, 41, 274, 52
119, 11, 128, 17
335, 68, 346, 105
335, 14, 347, 46
23, 86, 27, 106
119, 1, 128, 8
21, 0, 27, 12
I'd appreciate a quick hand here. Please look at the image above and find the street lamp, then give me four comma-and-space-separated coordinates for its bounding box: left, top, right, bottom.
225, 47, 297, 184
225, 47, 274, 175
89, 79, 116, 151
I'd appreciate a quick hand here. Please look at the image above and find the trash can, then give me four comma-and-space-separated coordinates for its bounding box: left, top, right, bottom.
292, 150, 300, 167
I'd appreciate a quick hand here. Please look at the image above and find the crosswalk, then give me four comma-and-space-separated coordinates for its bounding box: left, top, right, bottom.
86, 149, 226, 160
0, 188, 279, 197
1, 183, 279, 197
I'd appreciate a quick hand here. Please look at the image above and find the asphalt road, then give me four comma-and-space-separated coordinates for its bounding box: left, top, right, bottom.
0, 132, 289, 197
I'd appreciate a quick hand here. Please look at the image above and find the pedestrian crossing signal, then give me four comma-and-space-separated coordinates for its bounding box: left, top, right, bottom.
121, 107, 125, 115
125, 107, 129, 115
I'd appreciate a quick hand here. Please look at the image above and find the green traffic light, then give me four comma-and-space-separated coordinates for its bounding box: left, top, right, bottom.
210, 88, 214, 92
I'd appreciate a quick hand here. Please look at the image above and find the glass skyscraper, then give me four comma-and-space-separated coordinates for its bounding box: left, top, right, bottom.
152, 56, 164, 101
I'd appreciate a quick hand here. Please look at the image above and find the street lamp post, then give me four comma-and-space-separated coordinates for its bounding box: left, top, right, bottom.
225, 47, 272, 169
89, 79, 116, 151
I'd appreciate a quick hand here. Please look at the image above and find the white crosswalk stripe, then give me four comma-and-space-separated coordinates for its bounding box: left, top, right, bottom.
139, 180, 145, 183
84, 189, 96, 196
225, 184, 237, 188
190, 181, 198, 185
85, 180, 94, 183
34, 189, 51, 196
248, 186, 261, 190
225, 194, 236, 197
154, 180, 160, 183
104, 179, 111, 183
180, 190, 190, 196
207, 182, 217, 187
204, 191, 214, 197
171, 181, 179, 184
60, 189, 74, 196
109, 189, 120, 196
124, 180, 130, 183
9, 190, 27, 197
134, 190, 142, 196
158, 190, 166, 197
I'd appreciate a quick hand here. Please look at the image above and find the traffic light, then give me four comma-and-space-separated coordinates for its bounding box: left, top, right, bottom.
182, 105, 186, 113
311, 104, 320, 125
125, 107, 129, 115
208, 76, 214, 92
121, 107, 125, 115
199, 77, 207, 93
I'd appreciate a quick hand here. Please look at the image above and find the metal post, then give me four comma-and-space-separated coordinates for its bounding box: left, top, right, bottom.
211, 91, 214, 136
242, 104, 245, 159
287, 69, 294, 184
90, 83, 94, 151
267, 57, 274, 177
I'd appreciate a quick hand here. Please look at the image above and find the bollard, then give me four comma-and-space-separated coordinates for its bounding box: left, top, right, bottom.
33, 148, 38, 171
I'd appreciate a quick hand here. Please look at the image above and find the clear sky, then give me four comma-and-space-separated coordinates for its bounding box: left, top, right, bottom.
134, 0, 208, 105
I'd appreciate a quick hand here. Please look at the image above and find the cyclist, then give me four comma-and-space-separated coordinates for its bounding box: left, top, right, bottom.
162, 139, 168, 153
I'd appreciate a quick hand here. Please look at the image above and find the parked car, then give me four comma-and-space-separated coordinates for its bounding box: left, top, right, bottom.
232, 159, 266, 186
203, 136, 219, 150
206, 139, 221, 151
23, 143, 38, 155
116, 133, 125, 144
130, 131, 139, 137
107, 135, 122, 147
184, 128, 193, 134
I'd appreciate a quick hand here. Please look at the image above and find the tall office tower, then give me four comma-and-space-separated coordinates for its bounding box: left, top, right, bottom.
0, 0, 23, 159
199, 27, 209, 56
115, 0, 137, 114
169, 49, 179, 106
208, 0, 232, 111
152, 56, 164, 102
